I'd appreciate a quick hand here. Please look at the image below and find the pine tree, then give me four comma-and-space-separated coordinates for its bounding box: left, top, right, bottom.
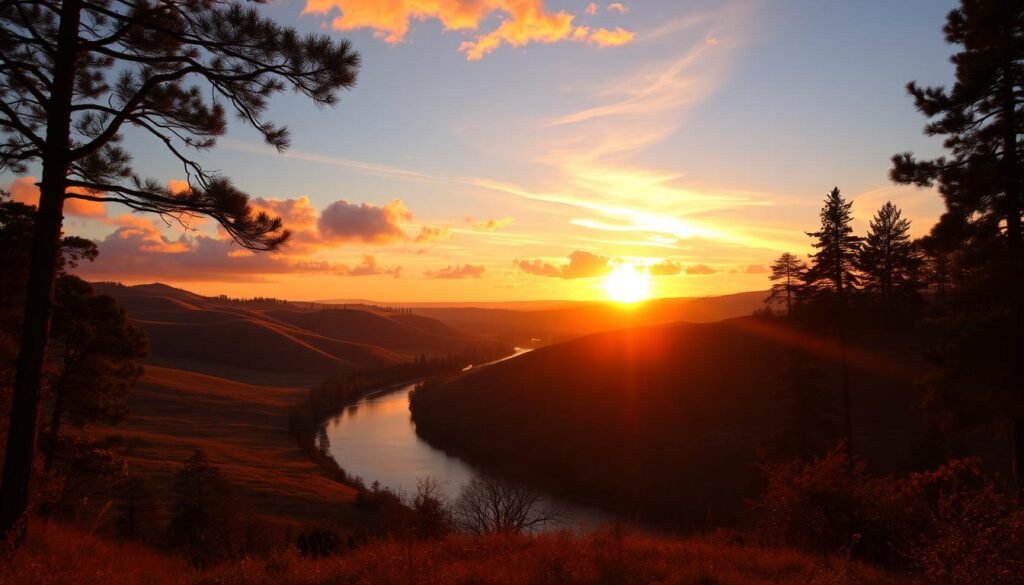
890, 0, 1024, 492
44, 275, 148, 471
857, 202, 922, 309
891, 0, 1023, 274
805, 188, 863, 297
766, 252, 808, 315
0, 0, 360, 540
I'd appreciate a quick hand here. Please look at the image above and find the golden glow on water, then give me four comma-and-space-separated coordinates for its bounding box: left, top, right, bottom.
603, 264, 652, 304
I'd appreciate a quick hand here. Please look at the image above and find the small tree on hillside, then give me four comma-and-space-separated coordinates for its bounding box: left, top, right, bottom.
858, 202, 922, 309
766, 252, 808, 315
454, 476, 554, 534
169, 449, 236, 565
0, 0, 361, 541
806, 187, 863, 297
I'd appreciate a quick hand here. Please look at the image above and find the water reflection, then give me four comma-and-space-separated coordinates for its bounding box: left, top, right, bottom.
323, 352, 613, 532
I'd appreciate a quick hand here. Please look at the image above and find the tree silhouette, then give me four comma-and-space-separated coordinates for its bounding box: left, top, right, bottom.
890, 0, 1024, 492
805, 187, 863, 297
0, 0, 360, 540
857, 202, 922, 310
766, 252, 808, 315
44, 275, 148, 471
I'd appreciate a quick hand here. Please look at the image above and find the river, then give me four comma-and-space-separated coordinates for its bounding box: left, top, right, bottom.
322, 349, 614, 532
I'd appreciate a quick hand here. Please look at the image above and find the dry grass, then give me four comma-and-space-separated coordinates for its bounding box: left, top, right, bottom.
100, 365, 357, 524
203, 530, 909, 585
0, 521, 190, 585
1, 523, 911, 585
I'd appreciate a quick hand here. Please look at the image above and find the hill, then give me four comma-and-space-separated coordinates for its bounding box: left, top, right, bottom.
411, 290, 769, 346
91, 282, 510, 383
99, 365, 358, 524
410, 316, 963, 527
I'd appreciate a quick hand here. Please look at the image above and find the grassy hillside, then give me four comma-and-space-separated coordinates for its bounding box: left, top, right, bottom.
411, 316, 948, 527
101, 365, 357, 524
92, 282, 508, 382
1, 522, 907, 585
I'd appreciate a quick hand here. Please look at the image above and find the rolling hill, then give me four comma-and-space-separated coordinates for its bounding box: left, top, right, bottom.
409, 290, 770, 346
409, 316, 968, 528
92, 282, 511, 384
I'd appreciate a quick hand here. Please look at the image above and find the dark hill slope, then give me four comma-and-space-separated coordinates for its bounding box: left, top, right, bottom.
411, 317, 934, 527
91, 282, 509, 384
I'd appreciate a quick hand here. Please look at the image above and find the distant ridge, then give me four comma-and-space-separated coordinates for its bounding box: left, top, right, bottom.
92, 282, 510, 384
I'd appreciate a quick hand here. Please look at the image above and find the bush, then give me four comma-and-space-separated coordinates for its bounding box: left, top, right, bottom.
750, 446, 1024, 578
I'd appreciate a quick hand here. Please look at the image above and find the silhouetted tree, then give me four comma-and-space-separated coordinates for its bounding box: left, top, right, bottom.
766, 252, 808, 315
44, 275, 148, 471
412, 477, 453, 539
776, 349, 835, 461
890, 0, 1024, 492
168, 449, 235, 565
857, 202, 922, 310
0, 0, 360, 541
806, 188, 863, 297
453, 476, 554, 534
115, 474, 160, 542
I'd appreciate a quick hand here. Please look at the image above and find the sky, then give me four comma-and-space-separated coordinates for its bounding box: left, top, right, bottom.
3, 0, 959, 302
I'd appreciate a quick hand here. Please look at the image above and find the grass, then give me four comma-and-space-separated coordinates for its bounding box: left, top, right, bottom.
99, 365, 358, 524
0, 523, 911, 585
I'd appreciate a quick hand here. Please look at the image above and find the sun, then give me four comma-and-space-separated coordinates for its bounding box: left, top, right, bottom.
603, 264, 652, 304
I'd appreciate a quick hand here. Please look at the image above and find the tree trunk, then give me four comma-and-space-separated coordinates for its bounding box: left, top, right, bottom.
0, 0, 81, 544
43, 378, 66, 472
1014, 416, 1024, 498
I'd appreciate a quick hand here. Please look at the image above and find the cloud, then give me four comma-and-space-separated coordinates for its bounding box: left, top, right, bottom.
415, 225, 452, 243
302, 0, 635, 60
516, 250, 613, 279
318, 199, 411, 244
648, 259, 681, 276
585, 3, 598, 15
685, 264, 717, 275
425, 264, 486, 279
586, 27, 635, 47
607, 3, 628, 14
743, 264, 768, 274
76, 216, 322, 281
470, 217, 516, 231
5, 176, 107, 218
342, 255, 402, 277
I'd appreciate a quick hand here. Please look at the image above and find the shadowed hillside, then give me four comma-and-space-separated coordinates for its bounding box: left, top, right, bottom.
410, 316, 955, 527
92, 283, 509, 383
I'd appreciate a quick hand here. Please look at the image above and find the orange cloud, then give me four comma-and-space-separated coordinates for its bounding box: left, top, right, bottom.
471, 217, 515, 231
607, 3, 628, 14
415, 225, 452, 243
318, 199, 411, 244
302, 0, 635, 60
342, 255, 402, 277
516, 250, 613, 279
5, 176, 106, 218
425, 264, 486, 279
685, 264, 717, 275
585, 3, 598, 15
587, 26, 634, 47
648, 259, 681, 276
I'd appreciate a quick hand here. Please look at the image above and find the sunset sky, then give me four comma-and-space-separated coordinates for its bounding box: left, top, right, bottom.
3, 0, 957, 302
